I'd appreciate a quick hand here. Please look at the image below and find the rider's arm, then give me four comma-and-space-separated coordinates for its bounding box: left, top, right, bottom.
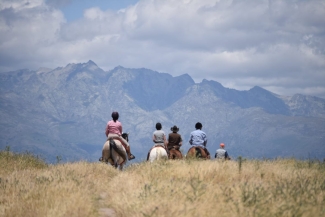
189, 133, 193, 145
179, 135, 183, 146
203, 133, 207, 146
105, 122, 109, 137
118, 122, 123, 135
163, 134, 167, 147
225, 151, 229, 159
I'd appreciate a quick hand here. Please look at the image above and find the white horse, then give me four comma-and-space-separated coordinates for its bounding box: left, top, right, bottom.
147, 146, 168, 163
100, 133, 129, 170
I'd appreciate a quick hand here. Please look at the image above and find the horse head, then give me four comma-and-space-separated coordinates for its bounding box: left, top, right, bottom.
121, 132, 129, 142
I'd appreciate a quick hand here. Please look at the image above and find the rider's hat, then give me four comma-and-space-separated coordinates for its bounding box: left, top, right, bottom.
171, 125, 179, 132
220, 143, 225, 147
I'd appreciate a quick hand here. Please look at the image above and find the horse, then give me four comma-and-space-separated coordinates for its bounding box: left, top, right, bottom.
100, 133, 129, 170
168, 147, 183, 160
147, 146, 168, 163
186, 146, 210, 160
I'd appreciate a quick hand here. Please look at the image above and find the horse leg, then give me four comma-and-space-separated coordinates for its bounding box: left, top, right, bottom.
204, 148, 211, 159
102, 142, 110, 163
177, 151, 183, 159
114, 160, 118, 169
147, 151, 150, 161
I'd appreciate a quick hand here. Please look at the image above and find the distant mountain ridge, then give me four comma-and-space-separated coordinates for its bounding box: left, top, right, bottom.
1, 60, 324, 163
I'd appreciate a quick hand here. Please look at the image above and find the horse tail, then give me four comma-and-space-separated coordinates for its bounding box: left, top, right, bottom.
156, 148, 161, 160
111, 139, 127, 162
195, 147, 202, 158
109, 139, 114, 160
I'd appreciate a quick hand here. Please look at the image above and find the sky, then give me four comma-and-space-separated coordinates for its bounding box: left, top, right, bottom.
0, 0, 324, 98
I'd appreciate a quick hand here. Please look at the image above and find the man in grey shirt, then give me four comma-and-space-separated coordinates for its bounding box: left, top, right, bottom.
147, 122, 167, 160
153, 122, 167, 146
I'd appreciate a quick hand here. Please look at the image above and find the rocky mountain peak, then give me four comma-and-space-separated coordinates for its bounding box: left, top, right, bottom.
0, 62, 324, 163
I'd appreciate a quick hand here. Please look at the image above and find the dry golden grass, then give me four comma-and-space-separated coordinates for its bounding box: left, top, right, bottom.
1, 149, 325, 217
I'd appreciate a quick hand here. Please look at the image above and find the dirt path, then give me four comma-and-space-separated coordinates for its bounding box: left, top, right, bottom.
98, 193, 116, 217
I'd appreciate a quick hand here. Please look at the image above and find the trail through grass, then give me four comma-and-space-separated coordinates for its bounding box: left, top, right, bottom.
1, 149, 325, 217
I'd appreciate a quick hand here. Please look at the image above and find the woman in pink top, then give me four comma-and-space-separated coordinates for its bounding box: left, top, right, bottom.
105, 112, 135, 160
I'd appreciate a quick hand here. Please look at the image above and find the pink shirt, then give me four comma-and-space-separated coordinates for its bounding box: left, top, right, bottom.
105, 120, 122, 137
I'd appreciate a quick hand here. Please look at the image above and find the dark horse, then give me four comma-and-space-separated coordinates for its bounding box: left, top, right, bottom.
186, 146, 210, 159
168, 147, 183, 160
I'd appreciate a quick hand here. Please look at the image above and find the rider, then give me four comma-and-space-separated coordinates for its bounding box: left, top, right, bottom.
167, 125, 183, 151
215, 143, 230, 160
147, 122, 167, 160
105, 111, 135, 160
189, 122, 211, 158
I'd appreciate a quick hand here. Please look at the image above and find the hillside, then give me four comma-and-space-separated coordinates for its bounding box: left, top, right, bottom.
1, 150, 325, 217
0, 61, 324, 163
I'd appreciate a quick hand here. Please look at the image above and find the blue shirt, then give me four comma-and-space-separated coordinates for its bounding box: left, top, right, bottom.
189, 129, 207, 147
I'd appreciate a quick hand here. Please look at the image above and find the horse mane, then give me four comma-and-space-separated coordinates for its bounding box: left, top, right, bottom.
121, 133, 129, 142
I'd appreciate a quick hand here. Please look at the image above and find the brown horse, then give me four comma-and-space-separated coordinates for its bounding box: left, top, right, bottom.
100, 133, 129, 170
186, 146, 210, 159
168, 147, 183, 160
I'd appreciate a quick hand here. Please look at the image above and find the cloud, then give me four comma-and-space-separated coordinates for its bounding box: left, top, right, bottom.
45, 0, 73, 8
0, 0, 324, 98
0, 0, 65, 69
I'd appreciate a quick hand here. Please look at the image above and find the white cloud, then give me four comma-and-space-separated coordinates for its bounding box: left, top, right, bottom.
0, 0, 324, 98
0, 0, 65, 69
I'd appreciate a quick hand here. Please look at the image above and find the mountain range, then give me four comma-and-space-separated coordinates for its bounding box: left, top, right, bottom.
1, 60, 324, 163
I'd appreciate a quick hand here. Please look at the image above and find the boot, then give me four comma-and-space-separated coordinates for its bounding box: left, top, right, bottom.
126, 146, 135, 160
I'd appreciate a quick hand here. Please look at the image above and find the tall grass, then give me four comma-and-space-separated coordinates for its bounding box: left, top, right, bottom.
1, 149, 324, 217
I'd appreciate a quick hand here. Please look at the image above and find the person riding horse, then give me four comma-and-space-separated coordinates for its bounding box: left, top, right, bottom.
105, 111, 135, 160
100, 132, 130, 170
147, 122, 168, 160
167, 125, 183, 158
188, 122, 211, 158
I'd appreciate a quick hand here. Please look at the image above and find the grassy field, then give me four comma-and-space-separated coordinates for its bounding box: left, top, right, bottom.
0, 148, 325, 217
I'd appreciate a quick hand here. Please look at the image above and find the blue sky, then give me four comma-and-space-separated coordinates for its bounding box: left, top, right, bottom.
0, 0, 325, 98
51, 0, 139, 22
